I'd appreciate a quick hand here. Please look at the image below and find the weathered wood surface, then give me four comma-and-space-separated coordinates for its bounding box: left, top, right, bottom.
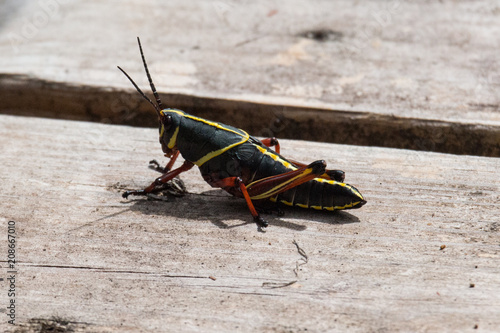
0, 0, 499, 156
1, 0, 499, 124
0, 114, 499, 332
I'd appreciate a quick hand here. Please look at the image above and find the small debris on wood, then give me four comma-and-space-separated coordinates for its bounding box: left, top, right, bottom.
469, 191, 483, 196
299, 29, 343, 42
440, 245, 446, 250
267, 9, 278, 17
209, 276, 217, 281
262, 241, 308, 289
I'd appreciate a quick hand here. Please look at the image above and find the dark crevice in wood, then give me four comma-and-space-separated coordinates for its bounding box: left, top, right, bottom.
1, 74, 499, 157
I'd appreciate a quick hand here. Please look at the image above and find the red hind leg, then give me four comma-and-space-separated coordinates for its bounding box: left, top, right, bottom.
212, 160, 326, 227
260, 137, 344, 182
211, 177, 268, 228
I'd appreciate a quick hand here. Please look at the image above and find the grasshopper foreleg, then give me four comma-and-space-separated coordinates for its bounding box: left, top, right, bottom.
123, 160, 193, 198
149, 150, 181, 174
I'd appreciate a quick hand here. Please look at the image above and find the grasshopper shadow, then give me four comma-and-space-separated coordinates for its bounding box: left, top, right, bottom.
124, 189, 361, 231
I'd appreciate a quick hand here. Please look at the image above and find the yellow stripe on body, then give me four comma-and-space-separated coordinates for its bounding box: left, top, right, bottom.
322, 204, 348, 211
254, 145, 295, 170
161, 109, 250, 167
194, 137, 249, 166
310, 178, 364, 201
167, 126, 179, 149
164, 109, 248, 138
295, 201, 361, 211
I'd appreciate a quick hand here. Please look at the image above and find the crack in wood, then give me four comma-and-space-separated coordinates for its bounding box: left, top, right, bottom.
1, 75, 499, 157
21, 264, 211, 279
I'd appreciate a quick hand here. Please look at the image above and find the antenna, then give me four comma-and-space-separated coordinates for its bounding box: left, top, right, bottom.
117, 37, 166, 117
136, 37, 164, 111
117, 65, 161, 117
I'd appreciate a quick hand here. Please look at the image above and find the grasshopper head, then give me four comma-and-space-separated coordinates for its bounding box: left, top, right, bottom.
158, 109, 183, 157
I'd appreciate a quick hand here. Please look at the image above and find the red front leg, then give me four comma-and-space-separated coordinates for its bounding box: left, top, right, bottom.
149, 150, 181, 174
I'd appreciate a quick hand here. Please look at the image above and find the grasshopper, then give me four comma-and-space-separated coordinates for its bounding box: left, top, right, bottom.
119, 38, 366, 228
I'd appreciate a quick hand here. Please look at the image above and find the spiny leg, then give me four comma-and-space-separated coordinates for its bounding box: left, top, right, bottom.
145, 151, 185, 197
246, 160, 326, 200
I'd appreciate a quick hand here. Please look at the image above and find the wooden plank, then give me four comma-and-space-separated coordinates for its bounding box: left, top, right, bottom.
1, 114, 499, 332
0, 1, 499, 135
2, 0, 499, 124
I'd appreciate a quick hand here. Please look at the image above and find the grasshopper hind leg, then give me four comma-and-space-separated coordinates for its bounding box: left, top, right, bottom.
325, 170, 345, 182
260, 137, 345, 182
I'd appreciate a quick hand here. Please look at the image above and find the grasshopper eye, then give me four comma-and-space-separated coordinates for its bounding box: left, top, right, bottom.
163, 114, 173, 130
159, 114, 173, 137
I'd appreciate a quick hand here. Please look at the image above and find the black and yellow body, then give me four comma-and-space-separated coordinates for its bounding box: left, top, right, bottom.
119, 38, 366, 228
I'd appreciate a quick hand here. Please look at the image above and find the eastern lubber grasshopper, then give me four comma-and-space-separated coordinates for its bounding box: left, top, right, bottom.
119, 38, 366, 228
